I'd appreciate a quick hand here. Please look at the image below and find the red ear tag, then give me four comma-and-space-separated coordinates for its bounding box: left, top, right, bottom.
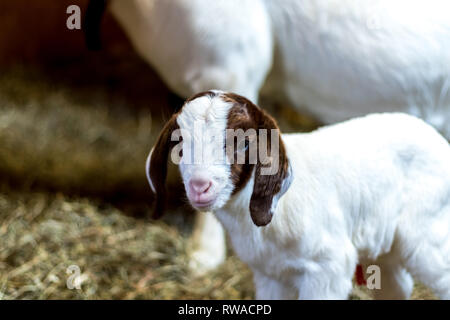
355, 264, 367, 286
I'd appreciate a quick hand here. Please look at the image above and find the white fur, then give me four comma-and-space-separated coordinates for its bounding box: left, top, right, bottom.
176, 93, 235, 211
110, 0, 271, 103
215, 112, 450, 299
165, 94, 450, 299
188, 211, 227, 274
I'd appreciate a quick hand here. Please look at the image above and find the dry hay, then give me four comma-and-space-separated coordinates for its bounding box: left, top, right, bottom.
0, 188, 254, 299
0, 187, 436, 300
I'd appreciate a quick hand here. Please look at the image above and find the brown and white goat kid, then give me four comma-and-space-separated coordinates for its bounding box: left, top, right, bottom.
146, 91, 450, 299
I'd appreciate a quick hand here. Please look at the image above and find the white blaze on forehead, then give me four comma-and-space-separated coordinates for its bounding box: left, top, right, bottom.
177, 92, 232, 126
175, 91, 237, 209
173, 91, 247, 210
176, 93, 234, 165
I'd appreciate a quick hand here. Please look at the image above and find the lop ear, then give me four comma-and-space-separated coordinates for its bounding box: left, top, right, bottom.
146, 114, 179, 219
249, 110, 292, 227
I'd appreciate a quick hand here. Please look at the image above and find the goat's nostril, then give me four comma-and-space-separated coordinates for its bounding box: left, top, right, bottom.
190, 179, 212, 194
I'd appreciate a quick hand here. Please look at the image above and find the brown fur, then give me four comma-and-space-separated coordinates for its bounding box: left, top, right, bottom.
223, 93, 290, 227
148, 113, 180, 219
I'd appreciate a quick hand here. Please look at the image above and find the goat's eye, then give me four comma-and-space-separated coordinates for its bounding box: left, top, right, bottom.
235, 139, 249, 153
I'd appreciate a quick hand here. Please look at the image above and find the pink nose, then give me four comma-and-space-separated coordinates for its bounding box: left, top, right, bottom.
189, 178, 212, 195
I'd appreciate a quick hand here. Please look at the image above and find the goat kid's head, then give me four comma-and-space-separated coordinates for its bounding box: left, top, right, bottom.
146, 91, 292, 226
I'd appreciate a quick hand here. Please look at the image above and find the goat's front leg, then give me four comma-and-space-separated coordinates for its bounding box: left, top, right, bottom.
253, 271, 298, 300
294, 271, 353, 300
188, 212, 226, 275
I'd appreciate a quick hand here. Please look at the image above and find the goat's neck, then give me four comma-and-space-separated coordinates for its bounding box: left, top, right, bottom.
214, 175, 257, 233
110, 0, 167, 50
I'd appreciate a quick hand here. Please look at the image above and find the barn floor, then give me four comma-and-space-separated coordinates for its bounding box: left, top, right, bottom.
0, 66, 436, 300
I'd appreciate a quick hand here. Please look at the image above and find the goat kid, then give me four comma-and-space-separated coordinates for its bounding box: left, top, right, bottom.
146, 91, 450, 299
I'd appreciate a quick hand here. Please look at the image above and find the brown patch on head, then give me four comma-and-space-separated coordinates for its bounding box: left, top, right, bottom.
224, 93, 256, 195
185, 90, 217, 103
222, 93, 291, 227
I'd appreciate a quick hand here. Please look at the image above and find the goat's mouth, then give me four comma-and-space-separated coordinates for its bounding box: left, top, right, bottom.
187, 186, 218, 210
191, 199, 215, 210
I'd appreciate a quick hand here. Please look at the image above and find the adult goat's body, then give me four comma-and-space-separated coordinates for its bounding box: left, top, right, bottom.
109, 0, 450, 135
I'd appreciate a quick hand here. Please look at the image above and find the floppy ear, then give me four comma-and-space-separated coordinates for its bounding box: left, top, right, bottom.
146, 114, 179, 219
249, 110, 292, 227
